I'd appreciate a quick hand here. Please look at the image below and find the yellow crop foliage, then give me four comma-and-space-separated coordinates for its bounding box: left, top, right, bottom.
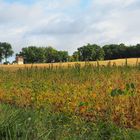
0, 62, 140, 130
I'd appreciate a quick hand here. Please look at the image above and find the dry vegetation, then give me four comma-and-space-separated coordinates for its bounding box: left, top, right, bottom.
0, 58, 139, 70
0, 58, 140, 139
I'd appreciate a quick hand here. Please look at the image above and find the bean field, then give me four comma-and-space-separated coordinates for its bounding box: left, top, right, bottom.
0, 62, 140, 139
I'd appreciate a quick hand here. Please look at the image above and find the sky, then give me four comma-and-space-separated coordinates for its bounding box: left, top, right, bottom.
0, 0, 140, 61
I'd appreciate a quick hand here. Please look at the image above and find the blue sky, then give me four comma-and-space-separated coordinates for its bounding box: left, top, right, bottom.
0, 0, 140, 62
5, 0, 36, 4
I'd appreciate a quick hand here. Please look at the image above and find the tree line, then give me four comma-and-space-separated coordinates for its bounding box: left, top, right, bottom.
17, 46, 69, 63
73, 43, 140, 61
0, 42, 140, 64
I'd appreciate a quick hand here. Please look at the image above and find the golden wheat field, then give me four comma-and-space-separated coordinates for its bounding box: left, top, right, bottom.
0, 58, 139, 70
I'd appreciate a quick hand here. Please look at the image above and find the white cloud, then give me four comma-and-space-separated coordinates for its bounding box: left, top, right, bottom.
0, 0, 140, 57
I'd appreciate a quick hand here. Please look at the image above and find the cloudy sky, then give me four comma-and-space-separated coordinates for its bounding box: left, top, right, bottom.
0, 0, 140, 60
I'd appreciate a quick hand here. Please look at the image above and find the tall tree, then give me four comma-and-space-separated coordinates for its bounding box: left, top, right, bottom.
73, 51, 79, 61
19, 46, 40, 63
0, 47, 3, 63
76, 44, 104, 61
0, 42, 14, 62
57, 51, 69, 62
45, 47, 58, 63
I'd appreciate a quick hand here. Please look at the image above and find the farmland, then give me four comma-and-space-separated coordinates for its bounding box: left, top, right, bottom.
0, 58, 140, 139
0, 58, 139, 70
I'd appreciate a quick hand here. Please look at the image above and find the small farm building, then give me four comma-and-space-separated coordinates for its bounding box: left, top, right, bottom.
16, 56, 24, 64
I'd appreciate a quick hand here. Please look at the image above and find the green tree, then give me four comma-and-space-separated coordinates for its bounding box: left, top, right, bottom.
73, 51, 79, 61
35, 47, 45, 63
0, 47, 3, 63
103, 44, 120, 60
45, 47, 58, 63
57, 51, 69, 62
20, 46, 46, 63
0, 42, 14, 62
76, 44, 104, 61
103, 44, 128, 60
18, 46, 69, 63
19, 46, 38, 63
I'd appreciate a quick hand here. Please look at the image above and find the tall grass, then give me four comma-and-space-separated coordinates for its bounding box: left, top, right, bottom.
0, 64, 140, 139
